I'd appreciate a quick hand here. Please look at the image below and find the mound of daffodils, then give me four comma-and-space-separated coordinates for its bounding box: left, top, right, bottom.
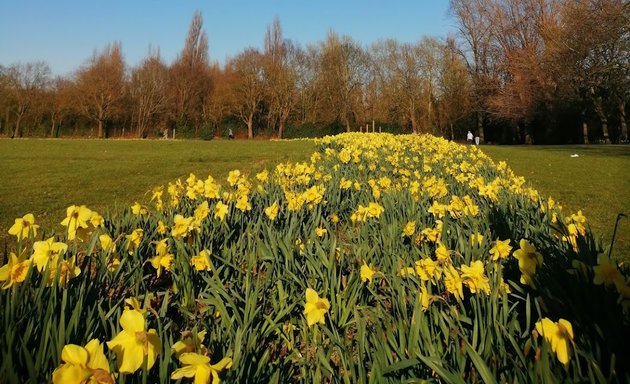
1, 133, 629, 383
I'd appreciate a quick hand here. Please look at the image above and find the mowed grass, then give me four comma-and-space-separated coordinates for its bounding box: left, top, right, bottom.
481, 145, 630, 260
1, 138, 628, 260
0, 138, 314, 244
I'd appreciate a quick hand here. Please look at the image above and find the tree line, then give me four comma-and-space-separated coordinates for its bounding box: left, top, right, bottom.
1, 0, 628, 143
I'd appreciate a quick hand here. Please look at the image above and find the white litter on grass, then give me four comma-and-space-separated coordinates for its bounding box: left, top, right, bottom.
570, 154, 579, 158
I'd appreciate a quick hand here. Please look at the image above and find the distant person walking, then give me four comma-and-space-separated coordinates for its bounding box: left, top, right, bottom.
474, 134, 480, 145
228, 128, 234, 140
467, 130, 473, 144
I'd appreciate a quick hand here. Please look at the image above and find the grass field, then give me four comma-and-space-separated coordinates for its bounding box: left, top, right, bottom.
481, 145, 629, 260
0, 138, 313, 244
1, 138, 628, 259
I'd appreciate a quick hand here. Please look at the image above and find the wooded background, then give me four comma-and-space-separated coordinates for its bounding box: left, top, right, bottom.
1, 0, 628, 144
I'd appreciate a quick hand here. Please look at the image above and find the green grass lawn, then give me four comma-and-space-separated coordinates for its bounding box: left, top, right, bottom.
0, 138, 314, 243
481, 145, 630, 261
1, 138, 628, 260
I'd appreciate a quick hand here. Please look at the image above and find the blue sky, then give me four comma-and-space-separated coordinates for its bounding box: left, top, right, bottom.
0, 1, 454, 76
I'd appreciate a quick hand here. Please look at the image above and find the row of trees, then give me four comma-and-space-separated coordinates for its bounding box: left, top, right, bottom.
1, 1, 628, 143
452, 0, 629, 144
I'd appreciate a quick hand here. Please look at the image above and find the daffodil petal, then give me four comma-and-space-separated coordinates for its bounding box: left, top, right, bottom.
171, 365, 197, 380
61, 344, 89, 365
179, 352, 210, 365
305, 288, 319, 303
119, 309, 146, 333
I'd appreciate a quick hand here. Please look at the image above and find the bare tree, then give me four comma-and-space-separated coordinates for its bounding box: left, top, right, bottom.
293, 44, 320, 125
550, 0, 629, 143
438, 36, 473, 140
168, 10, 213, 136
73, 42, 127, 138
130, 48, 168, 137
485, 0, 562, 143
374, 39, 426, 133
226, 48, 266, 139
5, 61, 51, 138
263, 17, 298, 138
43, 76, 73, 137
450, 0, 500, 143
315, 32, 367, 132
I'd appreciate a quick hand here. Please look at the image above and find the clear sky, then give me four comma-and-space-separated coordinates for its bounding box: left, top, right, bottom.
0, 1, 454, 76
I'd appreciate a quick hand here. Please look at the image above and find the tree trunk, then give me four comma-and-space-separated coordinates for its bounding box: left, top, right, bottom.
12, 114, 22, 138
619, 100, 628, 141
582, 109, 589, 144
278, 119, 285, 139
592, 92, 610, 143
476, 111, 484, 143
247, 113, 254, 139
277, 108, 289, 139
50, 117, 57, 138
524, 119, 533, 144
410, 112, 418, 134
342, 111, 351, 133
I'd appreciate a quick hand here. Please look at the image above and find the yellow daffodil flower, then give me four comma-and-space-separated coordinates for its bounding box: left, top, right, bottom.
131, 202, 147, 216
171, 215, 193, 239
227, 170, 241, 186
150, 251, 174, 278
193, 201, 210, 225
366, 202, 384, 218
435, 242, 451, 264
99, 234, 116, 254
315, 227, 327, 237
191, 250, 212, 271
265, 201, 280, 221
303, 288, 329, 327
8, 213, 39, 240
339, 178, 352, 189
360, 262, 376, 282
52, 339, 113, 384
402, 221, 416, 237
61, 205, 93, 241
204, 178, 221, 200
151, 186, 164, 211
0, 252, 31, 289
443, 265, 463, 301
489, 239, 512, 261
156, 220, 167, 235
419, 284, 431, 311
414, 257, 441, 282
125, 229, 143, 254
171, 352, 233, 384
172, 330, 208, 357
235, 194, 251, 212
214, 201, 229, 221
31, 237, 68, 271
513, 239, 543, 285
107, 309, 160, 374
535, 317, 574, 365
256, 169, 269, 182
460, 260, 491, 295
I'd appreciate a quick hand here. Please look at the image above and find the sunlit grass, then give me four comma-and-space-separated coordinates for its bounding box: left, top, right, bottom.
0, 138, 314, 243
481, 144, 629, 260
